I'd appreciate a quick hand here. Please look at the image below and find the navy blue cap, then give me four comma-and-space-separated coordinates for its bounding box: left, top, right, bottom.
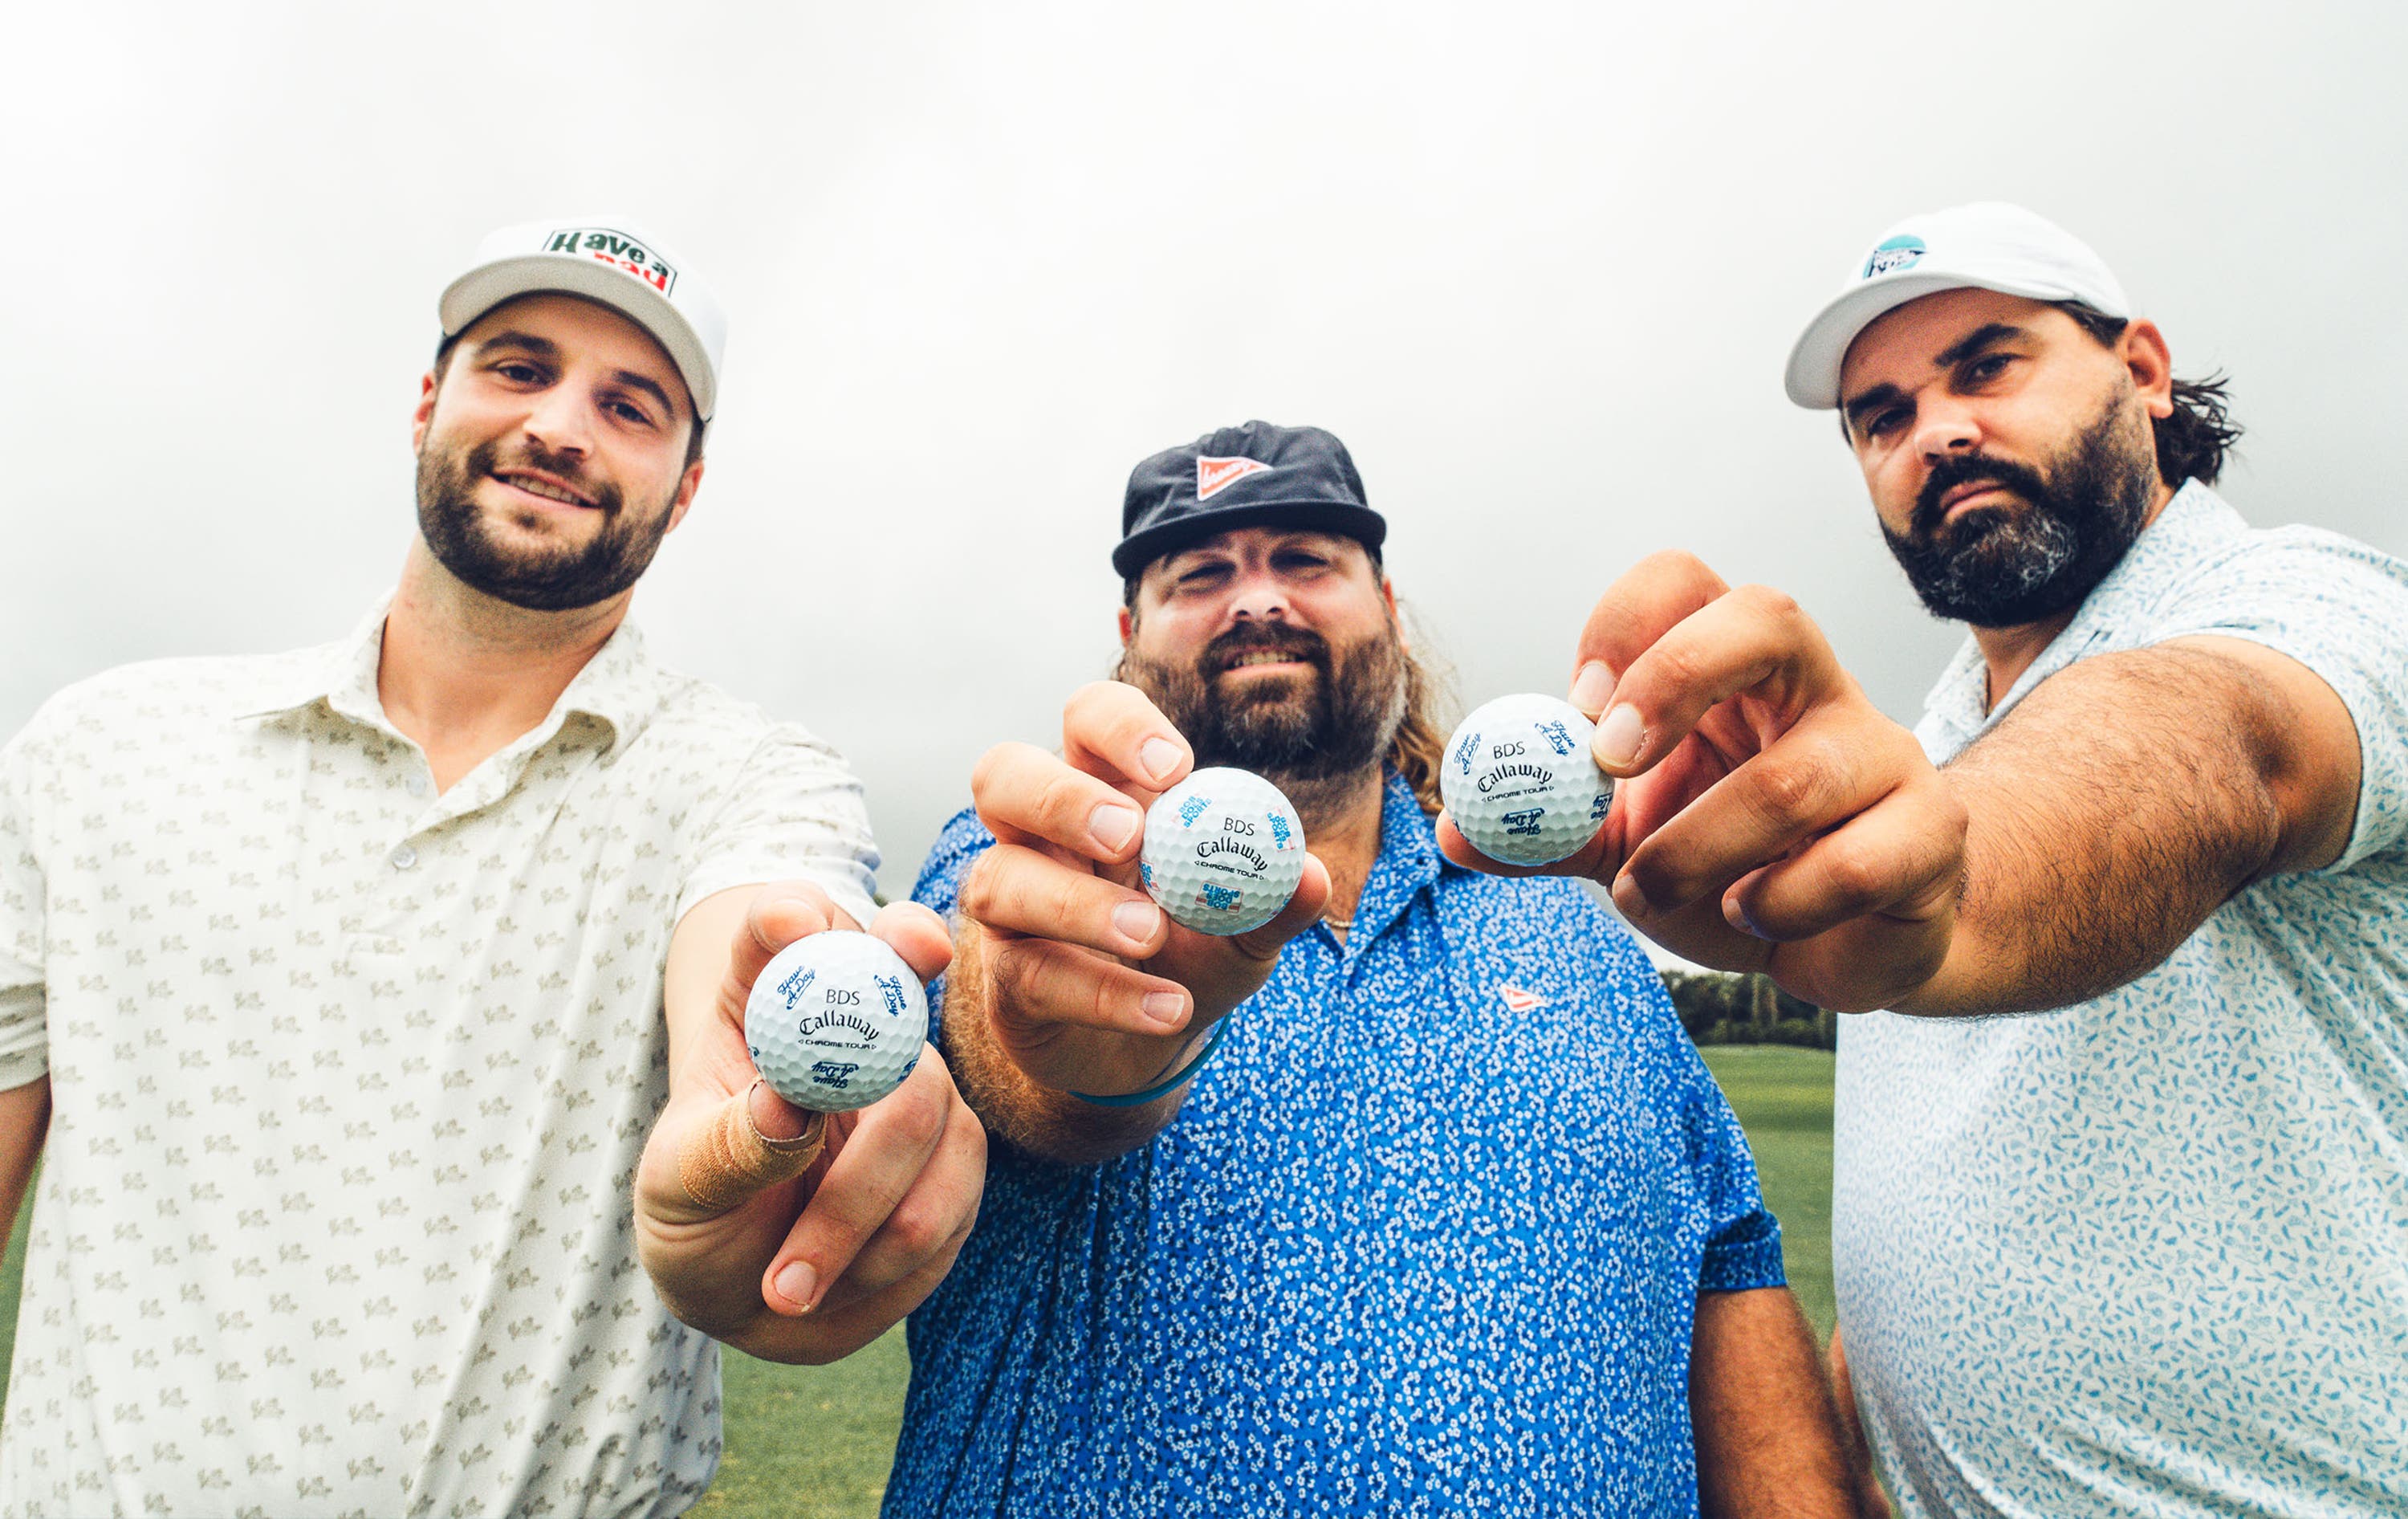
1112, 420, 1387, 580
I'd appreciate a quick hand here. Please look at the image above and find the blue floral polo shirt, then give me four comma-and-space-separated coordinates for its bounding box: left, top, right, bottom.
884, 769, 1784, 1517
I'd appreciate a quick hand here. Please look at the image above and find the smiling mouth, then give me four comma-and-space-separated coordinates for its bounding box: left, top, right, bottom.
1219, 650, 1315, 674
491, 470, 600, 509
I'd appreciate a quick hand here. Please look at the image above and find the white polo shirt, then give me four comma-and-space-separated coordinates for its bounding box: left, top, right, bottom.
0, 601, 879, 1517
1833, 483, 2408, 1517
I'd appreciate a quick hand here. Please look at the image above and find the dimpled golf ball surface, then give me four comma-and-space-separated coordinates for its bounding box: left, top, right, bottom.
745, 931, 927, 1113
1442, 694, 1615, 866
1141, 767, 1307, 935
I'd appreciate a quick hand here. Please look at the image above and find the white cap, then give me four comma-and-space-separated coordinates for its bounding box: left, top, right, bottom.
1784, 202, 2128, 409
439, 218, 726, 421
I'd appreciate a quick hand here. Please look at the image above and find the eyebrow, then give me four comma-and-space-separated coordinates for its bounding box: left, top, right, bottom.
1841, 323, 2034, 431
478, 331, 560, 362
1934, 321, 2028, 369
1842, 382, 1906, 433
475, 331, 682, 421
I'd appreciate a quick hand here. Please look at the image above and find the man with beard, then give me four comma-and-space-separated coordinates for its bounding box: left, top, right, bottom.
1449, 204, 2408, 1515
0, 218, 984, 1514
882, 421, 1861, 1517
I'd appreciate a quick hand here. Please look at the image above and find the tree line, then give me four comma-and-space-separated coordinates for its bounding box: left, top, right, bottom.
1659, 969, 1837, 1051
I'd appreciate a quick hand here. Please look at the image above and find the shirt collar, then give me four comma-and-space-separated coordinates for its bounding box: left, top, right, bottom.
1922, 479, 2240, 746
230, 592, 660, 760
1346, 768, 1454, 950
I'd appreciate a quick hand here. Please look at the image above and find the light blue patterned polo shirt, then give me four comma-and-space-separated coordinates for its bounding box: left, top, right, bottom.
889, 769, 1785, 1517
1832, 482, 2408, 1517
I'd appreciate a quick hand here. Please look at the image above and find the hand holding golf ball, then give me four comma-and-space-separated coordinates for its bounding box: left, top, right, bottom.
1458, 551, 1966, 1017
1439, 694, 1616, 867
745, 931, 930, 1113
1140, 768, 1308, 935
957, 681, 1332, 1098
633, 887, 978, 1359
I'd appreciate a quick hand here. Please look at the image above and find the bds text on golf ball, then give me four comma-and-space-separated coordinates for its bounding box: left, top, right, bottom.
744, 931, 929, 1113
1140, 767, 1308, 936
1441, 694, 1615, 867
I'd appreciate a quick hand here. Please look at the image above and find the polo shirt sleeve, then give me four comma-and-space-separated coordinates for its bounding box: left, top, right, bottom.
676, 725, 881, 929
908, 807, 998, 1052
1590, 922, 1788, 1293
2142, 526, 2408, 871
1681, 1048, 1788, 1292
0, 710, 52, 1090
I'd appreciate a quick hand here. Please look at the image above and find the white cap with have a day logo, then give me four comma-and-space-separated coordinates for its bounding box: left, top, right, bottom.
439, 218, 727, 421
1784, 202, 2129, 410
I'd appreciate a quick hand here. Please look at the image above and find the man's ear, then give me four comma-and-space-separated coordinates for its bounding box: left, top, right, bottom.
1117, 605, 1134, 645
2123, 319, 2175, 421
411, 373, 437, 452
665, 458, 706, 534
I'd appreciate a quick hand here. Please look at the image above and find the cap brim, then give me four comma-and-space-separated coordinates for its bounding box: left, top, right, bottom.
440, 256, 716, 422
1783, 269, 2089, 410
1112, 501, 1388, 580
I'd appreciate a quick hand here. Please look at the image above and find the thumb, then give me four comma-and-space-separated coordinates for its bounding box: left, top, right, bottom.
660, 1081, 828, 1224
1229, 851, 1333, 961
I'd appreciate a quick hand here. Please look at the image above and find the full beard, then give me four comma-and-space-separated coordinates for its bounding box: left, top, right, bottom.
1882, 382, 2161, 629
415, 432, 673, 613
1117, 617, 1408, 829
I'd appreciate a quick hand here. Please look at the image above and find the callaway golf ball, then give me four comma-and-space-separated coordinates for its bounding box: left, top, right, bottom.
1141, 767, 1308, 935
744, 931, 928, 1113
1442, 694, 1615, 867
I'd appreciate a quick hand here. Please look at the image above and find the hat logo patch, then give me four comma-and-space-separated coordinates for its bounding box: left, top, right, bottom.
1861, 234, 1926, 280
545, 226, 679, 296
1196, 456, 1272, 500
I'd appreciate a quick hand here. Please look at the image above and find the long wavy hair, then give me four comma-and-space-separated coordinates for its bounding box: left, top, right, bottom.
1385, 609, 1453, 817
2057, 302, 2243, 487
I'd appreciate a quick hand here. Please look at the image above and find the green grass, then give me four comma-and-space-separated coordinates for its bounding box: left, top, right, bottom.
1700, 1045, 1837, 1338
700, 1334, 913, 1516
0, 1046, 1837, 1515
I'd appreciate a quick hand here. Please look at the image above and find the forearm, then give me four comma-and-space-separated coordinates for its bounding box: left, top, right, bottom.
0, 1077, 51, 1257
1828, 1329, 1890, 1519
1690, 1287, 1857, 1517
942, 925, 1190, 1166
1900, 645, 2316, 1017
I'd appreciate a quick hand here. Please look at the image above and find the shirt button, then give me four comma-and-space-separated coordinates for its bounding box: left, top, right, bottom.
390, 844, 418, 870
406, 775, 429, 798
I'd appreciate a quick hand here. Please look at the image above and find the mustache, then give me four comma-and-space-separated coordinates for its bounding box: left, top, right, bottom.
1203, 623, 1329, 674
1912, 453, 2051, 539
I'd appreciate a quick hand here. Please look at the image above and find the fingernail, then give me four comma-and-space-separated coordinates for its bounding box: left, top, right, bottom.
1112, 900, 1163, 943
1611, 872, 1654, 919
1090, 803, 1140, 852
1139, 737, 1183, 784
1594, 704, 1644, 770
1141, 992, 1186, 1028
1726, 895, 1771, 939
774, 1260, 816, 1312
1569, 661, 1614, 715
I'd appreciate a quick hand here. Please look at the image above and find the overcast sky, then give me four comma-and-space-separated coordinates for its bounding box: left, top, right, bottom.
6, 1, 2403, 893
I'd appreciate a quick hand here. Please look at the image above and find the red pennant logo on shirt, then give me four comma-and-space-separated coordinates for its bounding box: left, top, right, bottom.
1498, 983, 1548, 1013
1197, 456, 1272, 500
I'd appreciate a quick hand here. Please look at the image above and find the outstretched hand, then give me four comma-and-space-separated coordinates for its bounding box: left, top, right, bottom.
635, 884, 986, 1363
962, 680, 1331, 1099
1438, 552, 1966, 1012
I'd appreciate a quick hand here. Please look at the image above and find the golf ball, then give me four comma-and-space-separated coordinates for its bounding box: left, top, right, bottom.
744, 931, 928, 1113
1141, 767, 1308, 935
1441, 694, 1614, 866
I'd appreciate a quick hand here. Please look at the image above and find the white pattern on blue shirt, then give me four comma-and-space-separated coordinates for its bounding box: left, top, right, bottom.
1832, 482, 2408, 1517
